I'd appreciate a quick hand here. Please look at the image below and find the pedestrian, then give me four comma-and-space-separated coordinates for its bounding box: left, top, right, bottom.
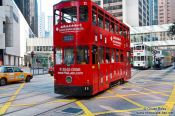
174, 57, 175, 69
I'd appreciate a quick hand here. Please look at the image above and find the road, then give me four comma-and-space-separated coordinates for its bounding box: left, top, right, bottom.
0, 66, 175, 116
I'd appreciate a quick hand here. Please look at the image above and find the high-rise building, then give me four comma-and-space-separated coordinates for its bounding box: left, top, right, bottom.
38, 0, 46, 38
47, 16, 53, 38
158, 0, 175, 24
14, 0, 38, 37
38, 12, 45, 38
95, 0, 151, 26
93, 0, 103, 8
103, 0, 124, 22
152, 0, 158, 25
0, 0, 34, 66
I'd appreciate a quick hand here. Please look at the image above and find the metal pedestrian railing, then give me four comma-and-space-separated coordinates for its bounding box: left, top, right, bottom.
30, 67, 48, 75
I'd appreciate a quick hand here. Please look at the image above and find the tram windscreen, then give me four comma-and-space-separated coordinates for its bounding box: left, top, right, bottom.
61, 6, 77, 23
64, 48, 74, 64
76, 46, 89, 64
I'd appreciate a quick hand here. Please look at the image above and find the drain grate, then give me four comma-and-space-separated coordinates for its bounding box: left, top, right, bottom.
62, 107, 82, 114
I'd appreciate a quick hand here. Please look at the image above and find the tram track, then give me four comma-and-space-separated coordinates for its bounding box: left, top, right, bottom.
0, 81, 53, 93
0, 81, 52, 92
3, 95, 71, 116
0, 90, 54, 105
0, 87, 53, 100
34, 98, 80, 116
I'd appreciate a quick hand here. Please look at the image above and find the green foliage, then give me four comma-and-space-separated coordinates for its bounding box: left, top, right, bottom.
168, 22, 175, 37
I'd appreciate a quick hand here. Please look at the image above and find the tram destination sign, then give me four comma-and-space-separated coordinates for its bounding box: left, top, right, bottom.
63, 35, 74, 42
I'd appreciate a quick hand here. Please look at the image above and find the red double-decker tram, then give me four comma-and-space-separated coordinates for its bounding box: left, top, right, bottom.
53, 0, 131, 96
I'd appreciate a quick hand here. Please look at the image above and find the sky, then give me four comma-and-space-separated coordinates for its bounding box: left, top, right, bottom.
38, 0, 60, 30
39, 0, 59, 16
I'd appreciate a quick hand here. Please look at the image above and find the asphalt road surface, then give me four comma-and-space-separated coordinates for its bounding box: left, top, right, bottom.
0, 66, 175, 116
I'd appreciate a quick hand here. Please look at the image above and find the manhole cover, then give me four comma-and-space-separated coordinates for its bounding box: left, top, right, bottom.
122, 88, 132, 90
62, 107, 82, 114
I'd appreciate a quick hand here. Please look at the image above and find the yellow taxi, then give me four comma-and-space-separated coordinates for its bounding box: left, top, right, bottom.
0, 66, 33, 86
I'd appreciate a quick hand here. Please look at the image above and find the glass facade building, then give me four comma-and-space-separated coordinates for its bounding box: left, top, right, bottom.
152, 0, 158, 25
14, 0, 38, 37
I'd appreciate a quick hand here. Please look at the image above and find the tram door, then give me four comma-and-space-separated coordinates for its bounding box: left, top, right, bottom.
92, 46, 99, 93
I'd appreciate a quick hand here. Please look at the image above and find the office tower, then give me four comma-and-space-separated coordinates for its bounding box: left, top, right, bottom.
14, 0, 38, 37
158, 0, 175, 24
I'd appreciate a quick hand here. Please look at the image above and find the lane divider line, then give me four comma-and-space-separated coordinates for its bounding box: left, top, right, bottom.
107, 90, 145, 108
127, 83, 169, 97
94, 105, 163, 115
158, 84, 175, 116
0, 83, 25, 115
75, 101, 94, 116
107, 90, 157, 114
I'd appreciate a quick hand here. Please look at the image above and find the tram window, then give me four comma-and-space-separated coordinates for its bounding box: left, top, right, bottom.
123, 29, 127, 38
105, 48, 111, 63
134, 56, 137, 61
136, 46, 141, 50
99, 47, 104, 64
110, 22, 115, 33
79, 6, 88, 22
92, 46, 98, 64
55, 48, 62, 64
116, 23, 119, 33
141, 56, 144, 61
54, 10, 60, 25
64, 48, 74, 64
119, 28, 123, 36
111, 49, 115, 63
105, 19, 109, 31
136, 56, 141, 61
116, 49, 119, 62
77, 46, 89, 64
131, 48, 133, 53
98, 15, 103, 28
61, 6, 77, 23
92, 11, 97, 25
120, 51, 124, 62
127, 51, 130, 63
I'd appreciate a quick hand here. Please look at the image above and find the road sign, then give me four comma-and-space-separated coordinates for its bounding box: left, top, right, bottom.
152, 50, 157, 55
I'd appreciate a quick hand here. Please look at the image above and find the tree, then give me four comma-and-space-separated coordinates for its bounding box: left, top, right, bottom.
168, 22, 175, 39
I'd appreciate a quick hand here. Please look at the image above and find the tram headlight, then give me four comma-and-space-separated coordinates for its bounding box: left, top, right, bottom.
66, 76, 72, 83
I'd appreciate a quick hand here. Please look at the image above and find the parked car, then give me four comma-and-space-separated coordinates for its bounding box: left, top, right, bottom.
48, 67, 54, 76
0, 66, 33, 86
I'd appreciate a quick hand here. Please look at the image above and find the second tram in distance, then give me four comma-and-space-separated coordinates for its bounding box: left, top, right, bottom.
53, 0, 131, 96
132, 43, 153, 69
